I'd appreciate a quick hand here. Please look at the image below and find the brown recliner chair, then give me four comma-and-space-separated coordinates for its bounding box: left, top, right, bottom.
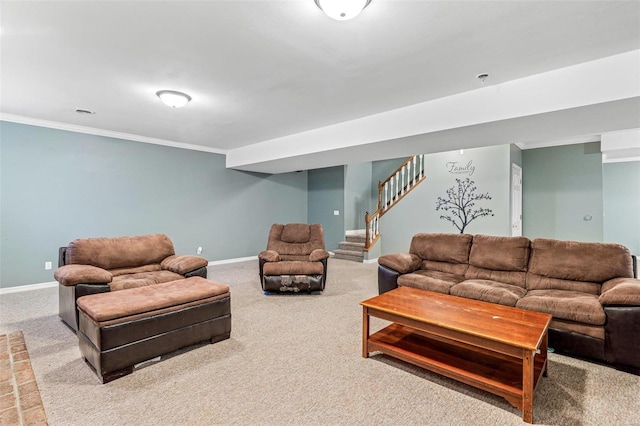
258, 223, 329, 293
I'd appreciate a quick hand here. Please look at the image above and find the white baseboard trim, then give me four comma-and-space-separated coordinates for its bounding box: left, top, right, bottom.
0, 281, 58, 295
363, 257, 379, 264
208, 256, 257, 266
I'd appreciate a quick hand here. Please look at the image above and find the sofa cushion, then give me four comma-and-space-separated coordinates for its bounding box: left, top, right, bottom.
65, 234, 175, 270
409, 233, 472, 265
110, 264, 161, 277
397, 270, 465, 294
421, 260, 468, 278
450, 279, 527, 307
263, 260, 324, 276
516, 289, 606, 325
526, 274, 600, 295
465, 266, 527, 288
109, 270, 184, 291
528, 238, 634, 283
469, 235, 530, 272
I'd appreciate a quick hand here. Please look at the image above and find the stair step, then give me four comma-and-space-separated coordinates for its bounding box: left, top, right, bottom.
345, 235, 366, 243
339, 241, 365, 251
333, 249, 364, 263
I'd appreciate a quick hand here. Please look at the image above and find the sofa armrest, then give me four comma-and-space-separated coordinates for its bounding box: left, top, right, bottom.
161, 255, 208, 275
378, 253, 422, 274
258, 250, 280, 262
54, 264, 112, 287
600, 277, 640, 306
309, 249, 330, 262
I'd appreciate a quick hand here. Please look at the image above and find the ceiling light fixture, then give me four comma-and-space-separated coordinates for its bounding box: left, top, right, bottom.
314, 0, 371, 21
156, 90, 192, 108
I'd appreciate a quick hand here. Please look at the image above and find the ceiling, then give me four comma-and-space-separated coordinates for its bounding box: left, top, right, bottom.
1, 1, 639, 173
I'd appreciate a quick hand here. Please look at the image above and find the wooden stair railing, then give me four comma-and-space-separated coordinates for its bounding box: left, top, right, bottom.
364, 155, 426, 251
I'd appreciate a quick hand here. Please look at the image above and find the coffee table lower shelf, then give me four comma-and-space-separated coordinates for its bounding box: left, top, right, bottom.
367, 323, 546, 420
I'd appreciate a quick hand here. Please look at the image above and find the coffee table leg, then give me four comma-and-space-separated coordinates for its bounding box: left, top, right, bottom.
522, 349, 534, 423
541, 330, 549, 377
362, 307, 370, 358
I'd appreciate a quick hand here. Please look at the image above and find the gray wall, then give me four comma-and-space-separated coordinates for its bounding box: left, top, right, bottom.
0, 121, 308, 288
380, 145, 511, 254
603, 161, 640, 255
522, 142, 603, 242
308, 166, 344, 251
344, 162, 372, 230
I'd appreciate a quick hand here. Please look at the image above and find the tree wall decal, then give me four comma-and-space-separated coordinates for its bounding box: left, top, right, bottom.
436, 178, 494, 233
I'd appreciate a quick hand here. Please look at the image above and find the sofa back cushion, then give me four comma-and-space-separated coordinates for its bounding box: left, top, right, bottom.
469, 235, 531, 272
410, 233, 472, 276
65, 234, 175, 270
527, 238, 634, 292
465, 235, 531, 287
267, 223, 325, 256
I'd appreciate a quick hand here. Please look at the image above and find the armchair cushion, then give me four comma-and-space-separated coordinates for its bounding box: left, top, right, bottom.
281, 223, 311, 243
263, 261, 324, 276
600, 277, 640, 306
54, 264, 112, 287
258, 250, 281, 262
161, 254, 208, 275
309, 249, 330, 262
378, 253, 421, 274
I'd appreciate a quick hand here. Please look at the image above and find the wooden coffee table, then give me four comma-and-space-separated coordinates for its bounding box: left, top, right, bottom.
361, 286, 551, 423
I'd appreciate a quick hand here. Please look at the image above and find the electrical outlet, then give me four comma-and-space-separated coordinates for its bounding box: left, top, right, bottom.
196, 247, 203, 255
45, 261, 52, 270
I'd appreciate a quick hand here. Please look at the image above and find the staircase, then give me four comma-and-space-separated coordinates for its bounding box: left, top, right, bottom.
364, 155, 426, 251
333, 230, 366, 263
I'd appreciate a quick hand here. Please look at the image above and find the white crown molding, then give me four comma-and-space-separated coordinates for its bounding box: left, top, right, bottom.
0, 113, 227, 155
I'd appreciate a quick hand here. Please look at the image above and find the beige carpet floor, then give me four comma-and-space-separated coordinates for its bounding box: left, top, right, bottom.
1, 258, 639, 425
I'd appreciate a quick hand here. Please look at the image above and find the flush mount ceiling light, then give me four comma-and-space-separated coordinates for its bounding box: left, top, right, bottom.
156, 90, 192, 108
314, 0, 371, 21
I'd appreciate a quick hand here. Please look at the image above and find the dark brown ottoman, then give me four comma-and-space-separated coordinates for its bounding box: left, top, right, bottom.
76, 276, 231, 383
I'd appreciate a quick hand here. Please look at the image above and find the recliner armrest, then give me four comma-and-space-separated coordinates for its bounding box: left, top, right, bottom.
309, 249, 329, 262
161, 255, 208, 275
378, 253, 422, 274
258, 250, 281, 262
600, 277, 640, 306
54, 264, 112, 287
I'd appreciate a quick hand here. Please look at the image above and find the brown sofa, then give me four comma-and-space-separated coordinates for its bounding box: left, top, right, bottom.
55, 234, 208, 331
378, 233, 640, 374
258, 223, 329, 293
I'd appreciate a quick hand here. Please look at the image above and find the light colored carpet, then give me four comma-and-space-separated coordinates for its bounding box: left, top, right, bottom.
1, 258, 638, 425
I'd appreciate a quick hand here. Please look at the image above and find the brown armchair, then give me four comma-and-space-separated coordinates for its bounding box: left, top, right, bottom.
258, 223, 329, 293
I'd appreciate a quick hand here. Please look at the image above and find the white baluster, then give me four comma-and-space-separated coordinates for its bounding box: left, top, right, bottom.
420, 155, 425, 178
395, 172, 399, 200
384, 181, 388, 209
402, 165, 406, 195
412, 156, 417, 182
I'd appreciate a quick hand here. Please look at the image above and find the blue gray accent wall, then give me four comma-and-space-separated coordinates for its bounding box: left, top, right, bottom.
308, 166, 344, 251
0, 121, 308, 288
603, 161, 640, 255
380, 145, 511, 254
344, 162, 372, 231
522, 142, 603, 242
